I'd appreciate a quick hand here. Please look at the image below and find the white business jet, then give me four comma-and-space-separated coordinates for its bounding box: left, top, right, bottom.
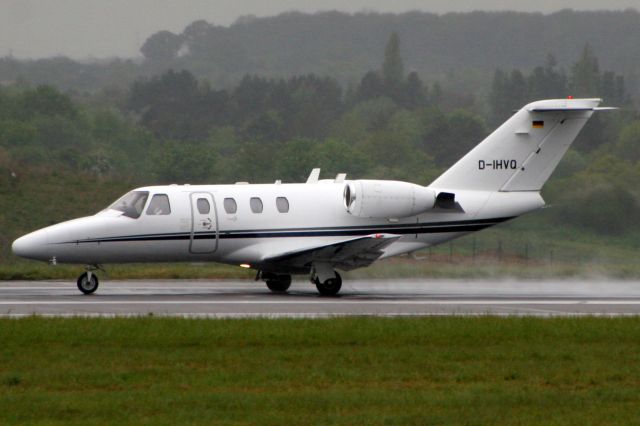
12, 98, 612, 295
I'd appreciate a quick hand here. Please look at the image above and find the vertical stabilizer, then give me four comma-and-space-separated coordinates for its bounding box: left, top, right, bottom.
429, 98, 604, 192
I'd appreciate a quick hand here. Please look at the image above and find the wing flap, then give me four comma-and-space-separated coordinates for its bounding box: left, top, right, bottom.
261, 233, 401, 271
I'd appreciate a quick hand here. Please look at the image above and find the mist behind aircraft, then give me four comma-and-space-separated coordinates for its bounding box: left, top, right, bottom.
0, 0, 638, 59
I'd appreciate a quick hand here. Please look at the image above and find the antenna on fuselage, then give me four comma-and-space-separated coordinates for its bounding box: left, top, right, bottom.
306, 168, 320, 184
334, 173, 346, 183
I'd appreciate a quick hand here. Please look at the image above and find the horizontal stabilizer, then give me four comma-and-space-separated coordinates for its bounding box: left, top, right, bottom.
527, 98, 602, 112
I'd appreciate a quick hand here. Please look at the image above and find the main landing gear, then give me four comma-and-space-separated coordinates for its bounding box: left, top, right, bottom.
259, 269, 343, 296
313, 271, 342, 296
76, 265, 103, 295
260, 272, 292, 293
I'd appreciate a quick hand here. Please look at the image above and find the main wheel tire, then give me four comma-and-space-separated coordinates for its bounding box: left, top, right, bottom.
314, 271, 342, 296
77, 272, 99, 295
266, 274, 292, 293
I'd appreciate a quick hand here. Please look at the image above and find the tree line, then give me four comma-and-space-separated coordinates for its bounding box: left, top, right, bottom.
1, 10, 640, 99
0, 34, 639, 236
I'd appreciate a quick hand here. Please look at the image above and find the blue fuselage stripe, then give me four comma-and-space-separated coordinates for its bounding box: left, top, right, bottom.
59, 217, 514, 244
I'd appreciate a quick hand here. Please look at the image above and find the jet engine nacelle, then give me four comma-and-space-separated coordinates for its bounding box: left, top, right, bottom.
343, 180, 437, 219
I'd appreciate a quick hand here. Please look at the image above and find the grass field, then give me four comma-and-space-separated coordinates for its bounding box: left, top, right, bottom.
1, 317, 640, 425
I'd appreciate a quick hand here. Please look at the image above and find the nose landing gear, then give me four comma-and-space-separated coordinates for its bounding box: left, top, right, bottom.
77, 271, 99, 294
76, 265, 103, 295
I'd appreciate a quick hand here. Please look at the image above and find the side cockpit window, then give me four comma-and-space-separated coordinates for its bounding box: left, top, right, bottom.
146, 194, 171, 215
107, 191, 149, 219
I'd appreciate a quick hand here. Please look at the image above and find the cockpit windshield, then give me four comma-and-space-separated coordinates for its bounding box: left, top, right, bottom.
106, 191, 149, 219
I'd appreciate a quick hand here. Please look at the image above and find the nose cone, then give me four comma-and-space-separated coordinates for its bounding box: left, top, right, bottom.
12, 229, 50, 261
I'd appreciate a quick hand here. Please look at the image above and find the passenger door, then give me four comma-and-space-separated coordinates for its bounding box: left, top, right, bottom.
189, 192, 218, 254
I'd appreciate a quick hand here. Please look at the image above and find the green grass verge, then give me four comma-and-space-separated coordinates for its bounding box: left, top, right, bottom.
1, 317, 640, 425
0, 261, 255, 280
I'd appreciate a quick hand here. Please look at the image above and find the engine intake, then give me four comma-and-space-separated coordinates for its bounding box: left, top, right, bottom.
343, 180, 437, 219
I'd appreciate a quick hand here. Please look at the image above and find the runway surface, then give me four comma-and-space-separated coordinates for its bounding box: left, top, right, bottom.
1, 278, 640, 317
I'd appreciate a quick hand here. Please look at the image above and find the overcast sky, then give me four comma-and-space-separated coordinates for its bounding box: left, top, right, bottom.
1, 0, 638, 59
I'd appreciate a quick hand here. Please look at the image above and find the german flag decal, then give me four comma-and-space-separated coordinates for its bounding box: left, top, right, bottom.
532, 120, 544, 128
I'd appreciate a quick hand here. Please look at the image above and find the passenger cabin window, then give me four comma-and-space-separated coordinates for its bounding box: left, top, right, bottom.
146, 194, 171, 215
250, 197, 263, 213
197, 198, 210, 214
107, 191, 149, 219
276, 197, 289, 213
224, 198, 237, 214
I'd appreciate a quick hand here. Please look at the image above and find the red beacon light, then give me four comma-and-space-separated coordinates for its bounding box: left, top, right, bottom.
567, 95, 574, 99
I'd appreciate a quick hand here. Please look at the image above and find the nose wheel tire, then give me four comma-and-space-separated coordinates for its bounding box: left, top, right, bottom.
265, 274, 292, 293
314, 272, 342, 296
77, 272, 99, 295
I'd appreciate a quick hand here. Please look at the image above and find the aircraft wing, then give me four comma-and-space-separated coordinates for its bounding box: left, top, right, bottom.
260, 233, 401, 271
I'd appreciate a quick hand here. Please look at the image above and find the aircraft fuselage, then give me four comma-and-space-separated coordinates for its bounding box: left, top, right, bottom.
13, 181, 543, 272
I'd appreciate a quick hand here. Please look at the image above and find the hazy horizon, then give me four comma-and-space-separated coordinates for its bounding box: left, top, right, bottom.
1, 0, 638, 59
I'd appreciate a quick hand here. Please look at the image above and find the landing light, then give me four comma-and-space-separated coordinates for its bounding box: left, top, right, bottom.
239, 264, 251, 268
